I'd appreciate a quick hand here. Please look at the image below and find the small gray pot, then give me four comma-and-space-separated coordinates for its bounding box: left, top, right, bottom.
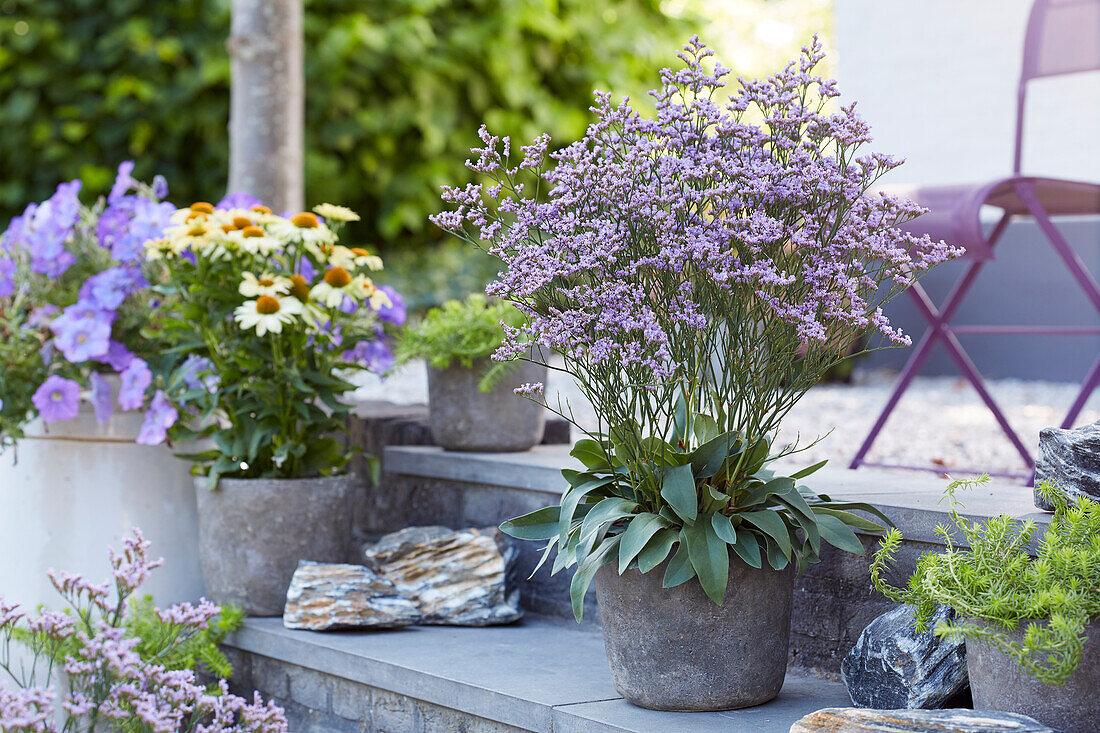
967, 618, 1100, 733
194, 474, 356, 616
594, 553, 795, 711
427, 356, 547, 452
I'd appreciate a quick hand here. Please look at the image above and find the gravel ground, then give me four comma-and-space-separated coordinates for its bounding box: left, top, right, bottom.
354, 362, 1100, 481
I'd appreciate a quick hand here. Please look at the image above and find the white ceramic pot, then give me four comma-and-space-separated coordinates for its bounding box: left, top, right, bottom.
0, 406, 205, 611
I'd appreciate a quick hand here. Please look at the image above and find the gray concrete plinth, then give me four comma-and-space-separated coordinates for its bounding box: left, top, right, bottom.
427, 358, 547, 452
195, 474, 357, 616
594, 554, 795, 711
967, 619, 1100, 733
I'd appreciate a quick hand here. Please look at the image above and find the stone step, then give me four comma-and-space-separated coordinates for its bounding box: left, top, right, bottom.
223, 616, 851, 732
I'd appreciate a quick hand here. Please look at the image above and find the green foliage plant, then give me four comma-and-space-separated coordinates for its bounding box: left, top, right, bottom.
396, 293, 525, 392
871, 476, 1100, 686
435, 39, 963, 619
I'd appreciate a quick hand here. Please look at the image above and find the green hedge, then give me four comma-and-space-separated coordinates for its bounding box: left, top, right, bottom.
0, 0, 689, 251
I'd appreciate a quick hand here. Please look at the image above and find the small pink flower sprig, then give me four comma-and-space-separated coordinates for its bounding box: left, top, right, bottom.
0, 529, 287, 732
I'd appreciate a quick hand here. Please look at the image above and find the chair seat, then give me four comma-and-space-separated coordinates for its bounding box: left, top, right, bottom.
881, 176, 1100, 261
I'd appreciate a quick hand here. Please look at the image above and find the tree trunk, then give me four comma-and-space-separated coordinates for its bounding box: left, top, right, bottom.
227, 0, 304, 214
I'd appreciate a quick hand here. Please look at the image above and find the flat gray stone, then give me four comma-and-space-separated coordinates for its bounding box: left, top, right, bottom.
789, 707, 1053, 732
842, 604, 967, 709
282, 561, 422, 630
1034, 420, 1100, 510
363, 525, 522, 626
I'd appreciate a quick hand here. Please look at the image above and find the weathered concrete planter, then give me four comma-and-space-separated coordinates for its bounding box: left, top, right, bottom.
594, 552, 795, 711
967, 618, 1100, 733
427, 357, 547, 452
195, 474, 357, 616
0, 407, 203, 612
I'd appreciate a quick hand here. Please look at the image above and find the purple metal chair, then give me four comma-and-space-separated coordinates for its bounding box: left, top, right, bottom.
850, 0, 1100, 480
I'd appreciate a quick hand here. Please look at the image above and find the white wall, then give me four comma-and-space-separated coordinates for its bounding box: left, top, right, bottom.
834, 0, 1100, 187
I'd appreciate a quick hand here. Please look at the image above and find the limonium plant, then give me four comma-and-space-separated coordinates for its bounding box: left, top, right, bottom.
0, 163, 177, 450
147, 196, 405, 485
871, 477, 1100, 686
0, 528, 286, 732
432, 37, 962, 617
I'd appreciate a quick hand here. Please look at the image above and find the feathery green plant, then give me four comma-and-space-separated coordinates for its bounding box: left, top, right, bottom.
396, 294, 527, 392
870, 476, 1100, 685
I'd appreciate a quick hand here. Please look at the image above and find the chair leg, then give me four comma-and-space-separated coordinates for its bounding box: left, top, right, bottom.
849, 324, 939, 469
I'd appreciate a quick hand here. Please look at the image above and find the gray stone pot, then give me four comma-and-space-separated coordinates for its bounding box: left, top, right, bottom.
594, 553, 795, 711
967, 619, 1100, 733
427, 357, 547, 452
194, 474, 356, 616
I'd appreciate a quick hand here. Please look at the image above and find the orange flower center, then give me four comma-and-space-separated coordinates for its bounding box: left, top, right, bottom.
221, 224, 236, 233
185, 211, 207, 223
350, 247, 371, 257
190, 202, 215, 214
323, 267, 352, 288
258, 278, 275, 287
255, 296, 281, 315
232, 216, 253, 229
359, 278, 376, 294
289, 275, 311, 301
241, 225, 265, 238
187, 223, 207, 236
291, 212, 319, 228
251, 205, 273, 215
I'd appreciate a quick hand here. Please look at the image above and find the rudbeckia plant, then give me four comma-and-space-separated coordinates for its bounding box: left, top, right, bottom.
0, 163, 176, 450
148, 198, 405, 485
433, 36, 962, 710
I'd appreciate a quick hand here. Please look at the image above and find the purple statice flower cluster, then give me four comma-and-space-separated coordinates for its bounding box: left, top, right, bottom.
433, 36, 962, 448
1, 162, 178, 445
0, 529, 287, 733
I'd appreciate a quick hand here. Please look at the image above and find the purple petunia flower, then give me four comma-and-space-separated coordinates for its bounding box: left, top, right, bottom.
97, 197, 175, 263
97, 340, 135, 372
108, 161, 136, 204
6, 181, 83, 278
78, 266, 148, 310
376, 285, 406, 326
0, 257, 14, 298
53, 316, 111, 363
32, 375, 81, 423
179, 354, 219, 393
152, 174, 169, 200
298, 257, 316, 283
136, 390, 177, 445
89, 371, 114, 424
118, 358, 152, 410
216, 191, 262, 211
26, 305, 58, 329
344, 339, 394, 373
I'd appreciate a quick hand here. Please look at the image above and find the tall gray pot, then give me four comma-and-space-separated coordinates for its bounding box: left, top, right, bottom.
427, 357, 547, 452
594, 553, 795, 711
194, 474, 356, 616
967, 619, 1100, 733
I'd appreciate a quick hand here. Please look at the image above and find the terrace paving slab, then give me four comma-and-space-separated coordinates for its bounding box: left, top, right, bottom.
226, 616, 850, 732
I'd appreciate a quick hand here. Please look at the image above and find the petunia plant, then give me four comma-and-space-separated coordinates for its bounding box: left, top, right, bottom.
433, 37, 962, 617
148, 197, 405, 485
0, 163, 177, 450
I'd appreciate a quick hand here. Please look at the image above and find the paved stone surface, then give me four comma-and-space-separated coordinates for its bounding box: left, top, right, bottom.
225, 616, 850, 732
842, 604, 968, 709
283, 561, 422, 631
363, 525, 523, 626
789, 707, 1053, 732
1034, 419, 1100, 510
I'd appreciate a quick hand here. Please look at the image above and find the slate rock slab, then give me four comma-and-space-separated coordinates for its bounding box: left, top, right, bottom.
282, 561, 422, 631
789, 708, 1054, 733
363, 525, 523, 626
842, 604, 968, 709
1034, 420, 1100, 510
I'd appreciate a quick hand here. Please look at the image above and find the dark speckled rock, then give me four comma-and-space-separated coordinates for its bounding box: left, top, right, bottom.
790, 708, 1053, 732
1034, 420, 1100, 510
842, 604, 968, 709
